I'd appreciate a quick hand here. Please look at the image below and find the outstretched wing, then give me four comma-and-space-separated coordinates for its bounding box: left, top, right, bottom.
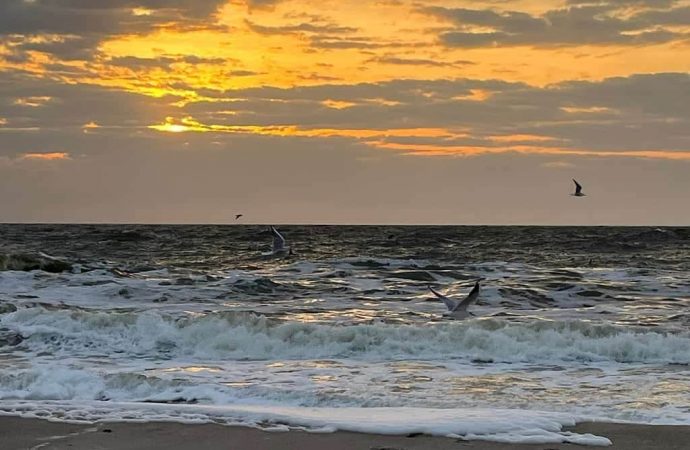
572, 179, 583, 195
271, 226, 286, 252
428, 285, 458, 311
453, 281, 480, 311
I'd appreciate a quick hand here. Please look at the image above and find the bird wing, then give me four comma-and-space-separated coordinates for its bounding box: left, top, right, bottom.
573, 179, 583, 194
428, 285, 458, 311
453, 281, 480, 311
271, 226, 286, 252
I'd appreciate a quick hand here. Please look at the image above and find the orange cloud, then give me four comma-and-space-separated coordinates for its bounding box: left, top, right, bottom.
21, 152, 71, 161
149, 117, 465, 139
560, 106, 616, 115
321, 99, 357, 109
367, 141, 690, 161
82, 122, 100, 133
147, 116, 690, 161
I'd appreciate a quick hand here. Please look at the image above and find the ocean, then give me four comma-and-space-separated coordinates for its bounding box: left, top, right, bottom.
1, 225, 689, 445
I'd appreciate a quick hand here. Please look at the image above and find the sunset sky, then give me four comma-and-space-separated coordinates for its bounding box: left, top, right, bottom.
1, 0, 689, 224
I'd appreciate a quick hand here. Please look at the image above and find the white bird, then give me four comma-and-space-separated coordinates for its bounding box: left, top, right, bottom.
571, 179, 586, 197
428, 281, 481, 318
269, 226, 292, 256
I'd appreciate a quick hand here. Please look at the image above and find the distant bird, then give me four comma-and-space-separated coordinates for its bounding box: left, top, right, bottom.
235, 214, 243, 220
571, 179, 586, 197
428, 281, 481, 319
269, 226, 292, 256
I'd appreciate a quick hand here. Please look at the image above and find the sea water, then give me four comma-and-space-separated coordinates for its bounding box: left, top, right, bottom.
1, 225, 688, 445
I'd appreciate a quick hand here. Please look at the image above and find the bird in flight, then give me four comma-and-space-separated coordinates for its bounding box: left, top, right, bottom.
571, 179, 586, 197
269, 226, 292, 256
235, 214, 243, 220
428, 281, 481, 319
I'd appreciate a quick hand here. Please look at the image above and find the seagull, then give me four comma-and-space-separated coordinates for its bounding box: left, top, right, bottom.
235, 214, 243, 220
428, 281, 481, 319
571, 179, 586, 197
269, 226, 292, 256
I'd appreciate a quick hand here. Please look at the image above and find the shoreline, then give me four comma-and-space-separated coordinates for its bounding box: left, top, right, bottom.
2, 417, 690, 450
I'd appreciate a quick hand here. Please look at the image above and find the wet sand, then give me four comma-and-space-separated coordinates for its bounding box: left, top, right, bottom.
1, 417, 689, 450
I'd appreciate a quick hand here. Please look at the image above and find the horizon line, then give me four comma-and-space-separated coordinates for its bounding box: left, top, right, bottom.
1, 222, 687, 228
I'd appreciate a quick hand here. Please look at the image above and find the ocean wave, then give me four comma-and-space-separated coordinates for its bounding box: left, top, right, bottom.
0, 368, 227, 404
3, 308, 689, 364
0, 252, 73, 273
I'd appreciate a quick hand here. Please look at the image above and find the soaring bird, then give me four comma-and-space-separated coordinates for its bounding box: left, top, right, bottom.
235, 214, 243, 220
269, 226, 291, 256
428, 281, 481, 319
571, 179, 586, 197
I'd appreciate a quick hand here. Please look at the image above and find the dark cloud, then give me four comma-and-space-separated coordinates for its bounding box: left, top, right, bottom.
565, 0, 678, 6
245, 20, 357, 35
0, 70, 174, 145
2, 67, 688, 163
633, 5, 690, 25
2, 34, 103, 61
367, 56, 474, 67
423, 4, 689, 48
0, 0, 227, 59
309, 36, 425, 50
0, 0, 226, 34
177, 73, 690, 152
227, 70, 263, 77
309, 37, 383, 49
106, 55, 227, 69
244, 0, 283, 8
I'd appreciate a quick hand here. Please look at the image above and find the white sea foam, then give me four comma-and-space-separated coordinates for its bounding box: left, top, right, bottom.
0, 400, 612, 446
2, 242, 689, 446
3, 308, 689, 364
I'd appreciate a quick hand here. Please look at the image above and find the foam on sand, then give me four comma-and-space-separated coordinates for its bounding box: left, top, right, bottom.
0, 400, 612, 446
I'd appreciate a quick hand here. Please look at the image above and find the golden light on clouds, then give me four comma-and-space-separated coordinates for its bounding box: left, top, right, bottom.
1, 0, 689, 224
150, 116, 465, 140
561, 106, 617, 115
81, 122, 100, 134
80, 0, 690, 97
131, 7, 153, 17
5, 0, 689, 99
370, 141, 690, 160
2, 1, 690, 164
322, 100, 357, 110
14, 96, 53, 107
21, 152, 70, 161
150, 121, 192, 133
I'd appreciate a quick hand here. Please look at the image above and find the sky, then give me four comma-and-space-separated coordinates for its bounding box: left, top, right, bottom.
0, 0, 689, 225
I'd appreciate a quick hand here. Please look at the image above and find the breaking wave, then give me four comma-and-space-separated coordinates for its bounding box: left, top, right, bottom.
3, 308, 689, 364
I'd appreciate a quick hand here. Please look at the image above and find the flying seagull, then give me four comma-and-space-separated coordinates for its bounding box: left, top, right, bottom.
235, 214, 243, 220
269, 226, 292, 256
571, 179, 586, 197
428, 281, 481, 318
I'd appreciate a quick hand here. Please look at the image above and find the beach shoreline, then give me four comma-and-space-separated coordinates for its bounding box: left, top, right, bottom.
1, 417, 689, 450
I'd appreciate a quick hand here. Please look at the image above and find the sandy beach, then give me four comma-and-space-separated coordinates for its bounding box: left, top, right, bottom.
1, 417, 689, 450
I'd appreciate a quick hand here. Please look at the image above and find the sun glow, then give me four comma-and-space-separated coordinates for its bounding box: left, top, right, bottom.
151, 123, 191, 133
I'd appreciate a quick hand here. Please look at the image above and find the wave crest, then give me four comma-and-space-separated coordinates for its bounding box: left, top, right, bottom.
2, 308, 689, 363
